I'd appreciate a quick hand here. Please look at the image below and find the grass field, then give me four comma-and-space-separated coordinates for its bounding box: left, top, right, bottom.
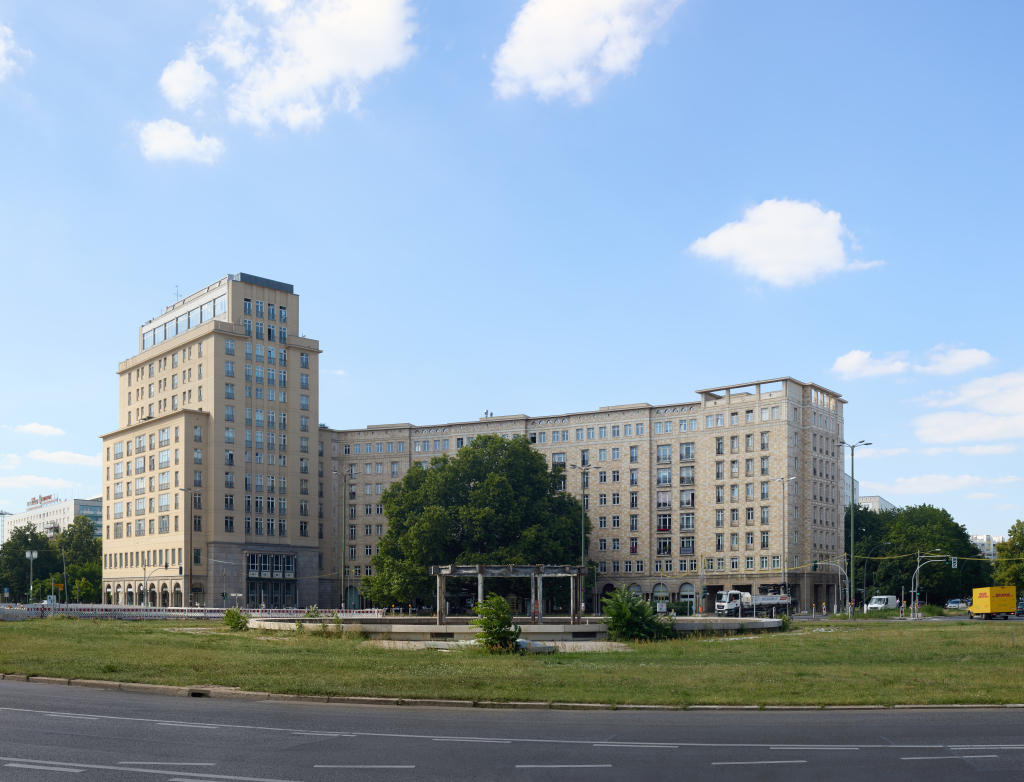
1, 617, 1023, 706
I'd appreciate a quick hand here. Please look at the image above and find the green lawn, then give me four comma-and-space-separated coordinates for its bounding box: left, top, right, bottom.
1, 617, 1023, 706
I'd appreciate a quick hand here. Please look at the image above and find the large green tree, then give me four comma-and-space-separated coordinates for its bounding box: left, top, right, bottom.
850, 504, 991, 603
362, 434, 589, 606
994, 520, 1024, 591
0, 525, 60, 602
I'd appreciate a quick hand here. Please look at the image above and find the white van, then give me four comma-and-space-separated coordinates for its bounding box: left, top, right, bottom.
867, 595, 898, 611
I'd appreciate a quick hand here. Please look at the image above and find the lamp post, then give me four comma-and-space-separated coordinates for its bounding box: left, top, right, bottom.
24, 550, 37, 604
569, 463, 591, 622
911, 549, 943, 619
862, 541, 892, 606
841, 439, 871, 612
143, 563, 169, 608
178, 488, 194, 607
771, 477, 796, 611
333, 469, 347, 611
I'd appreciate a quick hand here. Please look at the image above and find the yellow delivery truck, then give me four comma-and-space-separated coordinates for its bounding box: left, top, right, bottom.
968, 586, 1017, 620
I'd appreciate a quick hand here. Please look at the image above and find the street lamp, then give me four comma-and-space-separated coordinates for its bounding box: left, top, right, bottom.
862, 541, 892, 605
842, 439, 871, 611
333, 468, 349, 611
24, 551, 37, 604
142, 563, 169, 607
771, 477, 796, 611
569, 463, 591, 619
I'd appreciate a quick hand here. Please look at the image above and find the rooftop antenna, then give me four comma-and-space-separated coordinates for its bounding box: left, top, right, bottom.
174, 285, 181, 301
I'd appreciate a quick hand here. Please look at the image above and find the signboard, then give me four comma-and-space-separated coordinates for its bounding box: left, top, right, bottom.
27, 494, 56, 509
656, 601, 667, 613
952, 557, 957, 569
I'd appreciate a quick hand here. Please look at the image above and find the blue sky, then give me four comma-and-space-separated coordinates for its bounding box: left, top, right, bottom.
0, 1, 1021, 536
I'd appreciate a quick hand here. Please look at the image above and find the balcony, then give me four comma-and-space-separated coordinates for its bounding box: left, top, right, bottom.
656, 501, 671, 510
679, 546, 694, 555
629, 546, 638, 555
745, 544, 755, 551
730, 544, 739, 551
680, 476, 694, 485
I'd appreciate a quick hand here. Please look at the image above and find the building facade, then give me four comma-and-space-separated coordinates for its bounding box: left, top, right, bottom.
971, 534, 1005, 560
100, 273, 323, 608
320, 378, 848, 613
1, 494, 102, 545
859, 495, 895, 513
844, 473, 860, 506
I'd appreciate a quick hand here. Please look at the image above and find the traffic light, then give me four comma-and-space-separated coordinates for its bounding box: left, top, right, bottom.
812, 560, 818, 572
221, 592, 227, 600
952, 557, 957, 569
701, 586, 708, 598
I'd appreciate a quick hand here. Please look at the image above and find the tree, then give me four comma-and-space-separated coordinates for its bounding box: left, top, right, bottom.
994, 520, 1024, 591
0, 525, 59, 602
54, 516, 102, 570
362, 434, 589, 606
602, 586, 675, 642
855, 504, 991, 603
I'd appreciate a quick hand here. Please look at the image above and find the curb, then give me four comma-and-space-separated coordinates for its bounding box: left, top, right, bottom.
2, 674, 1021, 712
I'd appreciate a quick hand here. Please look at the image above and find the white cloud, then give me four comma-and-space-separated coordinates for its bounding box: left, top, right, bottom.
27, 450, 101, 467
856, 448, 910, 459
210, 0, 416, 130
831, 349, 909, 380
914, 345, 994, 376
920, 447, 954, 456
159, 47, 217, 110
959, 444, 1017, 456
0, 23, 29, 82
0, 454, 19, 469
138, 119, 224, 164
690, 199, 883, 287
0, 475, 78, 490
492, 0, 681, 103
915, 370, 1024, 444
15, 423, 65, 437
966, 493, 997, 500
860, 474, 1019, 496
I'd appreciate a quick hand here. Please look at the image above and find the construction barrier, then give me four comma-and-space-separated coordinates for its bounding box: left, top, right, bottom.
0, 604, 385, 621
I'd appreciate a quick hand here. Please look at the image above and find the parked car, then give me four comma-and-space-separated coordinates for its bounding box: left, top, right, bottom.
945, 598, 967, 610
867, 595, 898, 611
1016, 602, 1024, 617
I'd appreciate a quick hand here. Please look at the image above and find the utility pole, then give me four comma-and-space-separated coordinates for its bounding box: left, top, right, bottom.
25, 550, 37, 603
842, 439, 871, 612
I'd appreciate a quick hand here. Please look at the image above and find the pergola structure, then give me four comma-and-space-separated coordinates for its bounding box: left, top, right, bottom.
428, 564, 589, 625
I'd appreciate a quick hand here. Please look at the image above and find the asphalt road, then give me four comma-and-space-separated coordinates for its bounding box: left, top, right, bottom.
1, 681, 1023, 781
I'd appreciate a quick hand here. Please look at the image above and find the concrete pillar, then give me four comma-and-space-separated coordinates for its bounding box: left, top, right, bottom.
570, 574, 576, 624
530, 573, 536, 624
477, 565, 484, 607
436, 574, 444, 626
538, 574, 544, 622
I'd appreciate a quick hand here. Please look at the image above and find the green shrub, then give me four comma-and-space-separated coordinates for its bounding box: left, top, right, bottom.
780, 613, 792, 632
471, 594, 521, 653
223, 607, 249, 632
303, 604, 320, 618
602, 586, 676, 642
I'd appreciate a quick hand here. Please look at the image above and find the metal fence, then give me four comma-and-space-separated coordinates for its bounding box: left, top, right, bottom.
0, 604, 385, 621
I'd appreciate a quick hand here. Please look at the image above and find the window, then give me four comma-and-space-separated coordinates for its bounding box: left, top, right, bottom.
630, 446, 639, 463
301, 395, 309, 411
656, 514, 671, 532
715, 485, 724, 503
761, 482, 770, 500
657, 468, 671, 486
657, 445, 671, 463
680, 490, 695, 508
761, 432, 770, 450
761, 506, 770, 524
715, 437, 724, 455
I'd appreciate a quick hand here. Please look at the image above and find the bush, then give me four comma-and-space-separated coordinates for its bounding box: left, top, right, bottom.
471, 594, 521, 653
223, 607, 248, 632
780, 613, 791, 632
303, 605, 320, 618
602, 586, 676, 642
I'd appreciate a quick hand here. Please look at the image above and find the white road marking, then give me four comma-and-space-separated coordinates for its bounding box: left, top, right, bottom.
516, 765, 612, 769
900, 756, 998, 760
712, 760, 808, 766
771, 746, 859, 750
290, 732, 344, 737
119, 762, 217, 766
5, 764, 84, 773
313, 766, 415, 769
157, 723, 218, 729
951, 746, 1024, 750
0, 756, 299, 782
594, 743, 678, 748
44, 714, 99, 720
433, 738, 512, 743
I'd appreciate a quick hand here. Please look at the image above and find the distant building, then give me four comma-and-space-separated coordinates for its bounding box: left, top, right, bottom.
843, 473, 860, 506
971, 534, 1005, 560
859, 495, 896, 513
1, 494, 103, 545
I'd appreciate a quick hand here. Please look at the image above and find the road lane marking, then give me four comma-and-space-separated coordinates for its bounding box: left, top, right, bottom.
771, 747, 858, 750
313, 766, 415, 769
433, 738, 511, 743
712, 760, 807, 765
119, 763, 217, 766
0, 756, 299, 782
290, 732, 345, 737
157, 723, 218, 729
516, 765, 612, 769
44, 714, 99, 720
901, 756, 997, 760
594, 743, 678, 748
0, 705, 955, 750
5, 764, 84, 773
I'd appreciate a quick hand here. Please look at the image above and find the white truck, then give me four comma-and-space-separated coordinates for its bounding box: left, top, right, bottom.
866, 595, 898, 611
715, 590, 794, 617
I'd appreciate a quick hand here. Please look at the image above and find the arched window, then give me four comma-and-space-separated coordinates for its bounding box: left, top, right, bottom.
652, 583, 669, 602
627, 584, 643, 598
678, 582, 696, 616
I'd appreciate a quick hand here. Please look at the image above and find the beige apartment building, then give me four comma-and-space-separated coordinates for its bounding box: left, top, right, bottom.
320, 378, 848, 614
100, 274, 324, 608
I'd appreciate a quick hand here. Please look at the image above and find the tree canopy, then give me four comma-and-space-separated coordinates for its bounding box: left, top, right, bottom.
361, 434, 589, 606
849, 503, 992, 603
0, 516, 102, 603
994, 519, 1024, 592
